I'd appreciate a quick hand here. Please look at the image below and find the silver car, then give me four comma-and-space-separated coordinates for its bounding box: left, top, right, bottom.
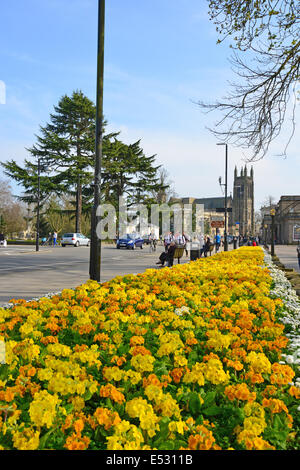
61, 233, 90, 247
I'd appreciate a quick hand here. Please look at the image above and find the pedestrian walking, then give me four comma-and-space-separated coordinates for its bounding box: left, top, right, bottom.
204, 236, 212, 257
233, 236, 238, 250
183, 232, 190, 256
53, 232, 57, 247
215, 232, 221, 252
149, 232, 157, 252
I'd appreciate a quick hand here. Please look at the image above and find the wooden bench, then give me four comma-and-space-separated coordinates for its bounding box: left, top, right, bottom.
173, 246, 185, 263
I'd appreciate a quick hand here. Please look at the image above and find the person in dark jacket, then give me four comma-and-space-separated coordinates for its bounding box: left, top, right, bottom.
204, 237, 212, 257
233, 236, 238, 249
156, 241, 176, 267
167, 241, 176, 267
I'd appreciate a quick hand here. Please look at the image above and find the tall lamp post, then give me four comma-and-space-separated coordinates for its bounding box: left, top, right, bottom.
89, 0, 105, 282
36, 158, 41, 252
217, 143, 228, 251
270, 208, 275, 256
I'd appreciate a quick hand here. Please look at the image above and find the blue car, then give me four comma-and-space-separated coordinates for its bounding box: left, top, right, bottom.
116, 234, 144, 250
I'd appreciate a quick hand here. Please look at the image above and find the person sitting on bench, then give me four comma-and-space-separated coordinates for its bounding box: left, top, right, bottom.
156, 241, 176, 267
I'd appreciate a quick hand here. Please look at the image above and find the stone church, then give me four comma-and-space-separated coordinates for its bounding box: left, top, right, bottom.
232, 166, 255, 237
172, 165, 255, 237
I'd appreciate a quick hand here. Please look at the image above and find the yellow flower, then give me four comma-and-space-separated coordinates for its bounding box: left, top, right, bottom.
246, 352, 272, 374
29, 390, 60, 429
144, 384, 164, 402
130, 354, 155, 373
12, 428, 40, 450
169, 420, 186, 435
203, 358, 229, 385
124, 370, 142, 385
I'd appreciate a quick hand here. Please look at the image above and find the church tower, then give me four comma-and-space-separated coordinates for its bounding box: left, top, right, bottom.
232, 165, 254, 236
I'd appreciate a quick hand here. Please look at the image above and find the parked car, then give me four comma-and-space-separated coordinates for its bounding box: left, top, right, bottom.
61, 233, 90, 247
116, 234, 144, 250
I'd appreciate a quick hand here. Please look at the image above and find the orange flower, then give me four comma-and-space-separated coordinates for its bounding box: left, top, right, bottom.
270, 363, 295, 386
93, 333, 110, 342
289, 386, 300, 399
143, 374, 163, 389
130, 346, 152, 356
130, 336, 145, 347
224, 383, 256, 402
170, 368, 184, 384
64, 433, 90, 450
99, 384, 125, 404
40, 336, 59, 345
262, 385, 277, 398
94, 407, 121, 430
245, 369, 264, 384
74, 418, 84, 434
262, 398, 289, 414
187, 425, 216, 450
111, 355, 126, 367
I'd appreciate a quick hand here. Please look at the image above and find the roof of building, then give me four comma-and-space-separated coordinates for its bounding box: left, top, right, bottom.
191, 196, 232, 210
170, 196, 233, 210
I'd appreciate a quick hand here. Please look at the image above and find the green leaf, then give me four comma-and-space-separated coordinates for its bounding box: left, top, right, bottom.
202, 391, 216, 408
202, 405, 222, 417
189, 392, 201, 415
159, 417, 171, 439
39, 428, 57, 450
158, 440, 175, 450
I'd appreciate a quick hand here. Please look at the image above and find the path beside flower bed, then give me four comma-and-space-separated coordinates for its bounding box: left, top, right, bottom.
0, 247, 299, 450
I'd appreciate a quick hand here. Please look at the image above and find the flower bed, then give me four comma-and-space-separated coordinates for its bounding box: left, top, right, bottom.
0, 247, 299, 450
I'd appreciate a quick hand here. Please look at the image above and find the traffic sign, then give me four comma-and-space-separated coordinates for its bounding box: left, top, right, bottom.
211, 220, 224, 228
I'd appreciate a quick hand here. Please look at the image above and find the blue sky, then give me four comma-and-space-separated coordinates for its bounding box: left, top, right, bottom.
0, 0, 299, 210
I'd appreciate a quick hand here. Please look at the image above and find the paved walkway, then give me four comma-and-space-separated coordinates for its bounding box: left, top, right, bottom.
270, 245, 300, 272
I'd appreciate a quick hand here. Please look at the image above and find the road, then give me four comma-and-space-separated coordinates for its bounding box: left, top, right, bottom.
0, 243, 191, 306
3, 241, 290, 308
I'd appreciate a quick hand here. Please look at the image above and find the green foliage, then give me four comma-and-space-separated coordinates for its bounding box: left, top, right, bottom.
1, 90, 170, 233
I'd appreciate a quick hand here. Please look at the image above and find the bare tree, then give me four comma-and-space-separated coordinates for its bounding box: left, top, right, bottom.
198, 0, 300, 161
152, 167, 177, 204
0, 179, 26, 236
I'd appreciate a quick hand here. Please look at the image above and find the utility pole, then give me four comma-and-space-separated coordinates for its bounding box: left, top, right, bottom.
36, 158, 41, 252
89, 0, 105, 281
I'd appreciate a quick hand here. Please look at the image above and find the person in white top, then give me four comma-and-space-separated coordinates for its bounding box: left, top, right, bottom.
53, 232, 57, 247
164, 232, 174, 252
174, 232, 185, 246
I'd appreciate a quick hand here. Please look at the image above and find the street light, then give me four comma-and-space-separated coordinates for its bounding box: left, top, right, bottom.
270, 208, 275, 256
217, 143, 228, 251
36, 158, 41, 252
89, 0, 105, 282
35, 158, 49, 252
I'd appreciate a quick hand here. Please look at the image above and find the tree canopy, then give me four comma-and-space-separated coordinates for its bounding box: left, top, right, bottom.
1, 91, 171, 233
199, 0, 300, 160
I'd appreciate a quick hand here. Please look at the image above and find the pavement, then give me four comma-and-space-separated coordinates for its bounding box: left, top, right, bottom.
0, 243, 192, 306
269, 244, 300, 272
